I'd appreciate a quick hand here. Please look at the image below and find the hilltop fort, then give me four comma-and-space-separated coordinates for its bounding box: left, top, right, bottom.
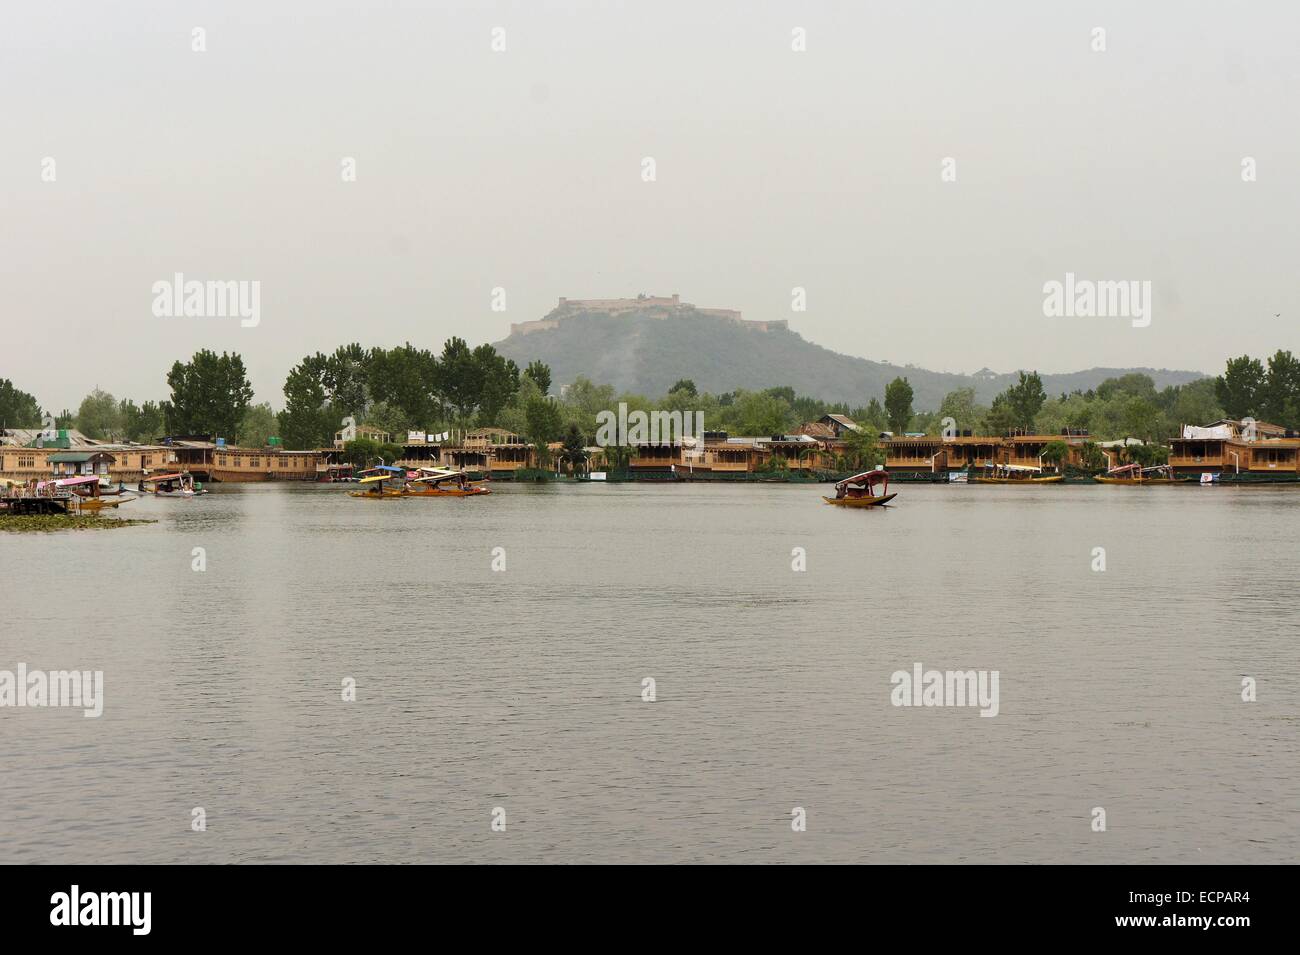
508, 294, 789, 337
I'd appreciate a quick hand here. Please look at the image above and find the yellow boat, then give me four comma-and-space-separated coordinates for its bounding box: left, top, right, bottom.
823, 469, 896, 506
970, 475, 1064, 484
349, 471, 406, 499
969, 464, 1063, 484
402, 468, 491, 497
1092, 464, 1179, 485
51, 475, 136, 510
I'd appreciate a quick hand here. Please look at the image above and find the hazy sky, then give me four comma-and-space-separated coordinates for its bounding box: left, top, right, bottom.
3, 1, 1297, 412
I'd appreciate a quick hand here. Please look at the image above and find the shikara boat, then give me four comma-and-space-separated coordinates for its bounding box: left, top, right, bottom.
403, 468, 491, 497
97, 477, 129, 496
349, 466, 408, 499
138, 472, 206, 497
823, 469, 897, 507
969, 464, 1063, 484
50, 475, 136, 510
1093, 464, 1179, 485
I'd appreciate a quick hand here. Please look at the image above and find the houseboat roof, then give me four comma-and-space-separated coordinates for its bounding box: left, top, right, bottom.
762, 434, 819, 446
1, 427, 97, 447
795, 422, 837, 439
48, 450, 114, 463
880, 435, 943, 445
821, 414, 861, 431
54, 475, 102, 486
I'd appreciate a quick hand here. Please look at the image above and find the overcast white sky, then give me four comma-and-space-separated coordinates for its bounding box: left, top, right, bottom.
3, 1, 1297, 411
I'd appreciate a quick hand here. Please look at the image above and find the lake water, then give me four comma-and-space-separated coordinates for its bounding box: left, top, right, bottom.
2, 481, 1297, 864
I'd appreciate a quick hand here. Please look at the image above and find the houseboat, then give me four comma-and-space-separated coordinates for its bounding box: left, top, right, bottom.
1168, 421, 1300, 483
207, 444, 325, 482
881, 430, 1088, 480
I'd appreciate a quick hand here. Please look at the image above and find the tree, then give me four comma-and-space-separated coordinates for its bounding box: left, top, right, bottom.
1169, 378, 1223, 429
840, 426, 882, 470
437, 337, 480, 420
75, 388, 124, 440
860, 397, 887, 434
238, 403, 280, 447
524, 395, 564, 444
0, 379, 42, 428
884, 377, 914, 433
1119, 396, 1164, 442
323, 344, 371, 421
120, 399, 168, 443
166, 350, 255, 439
603, 442, 634, 474
280, 354, 336, 450
723, 390, 793, 436
524, 360, 552, 396
1078, 441, 1106, 472
1002, 371, 1047, 430
1261, 350, 1300, 428
1097, 373, 1156, 401
474, 344, 520, 425
983, 394, 1017, 436
1040, 440, 1070, 471
669, 378, 697, 398
1215, 355, 1265, 420
368, 343, 440, 427
362, 401, 411, 440
557, 423, 588, 475
340, 437, 403, 468
560, 376, 617, 431
937, 387, 984, 433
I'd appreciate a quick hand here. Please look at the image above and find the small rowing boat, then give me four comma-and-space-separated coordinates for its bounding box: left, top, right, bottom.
139, 472, 206, 497
1093, 463, 1178, 485
349, 466, 407, 499
403, 468, 491, 497
49, 475, 137, 510
969, 464, 1063, 484
823, 469, 896, 507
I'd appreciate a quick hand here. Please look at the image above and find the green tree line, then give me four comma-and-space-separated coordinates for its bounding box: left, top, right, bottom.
5, 350, 1292, 451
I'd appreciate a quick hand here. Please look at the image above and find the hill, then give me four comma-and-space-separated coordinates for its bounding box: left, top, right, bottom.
494, 301, 1206, 409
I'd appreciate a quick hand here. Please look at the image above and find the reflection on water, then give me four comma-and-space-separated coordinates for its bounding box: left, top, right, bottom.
2, 482, 1297, 863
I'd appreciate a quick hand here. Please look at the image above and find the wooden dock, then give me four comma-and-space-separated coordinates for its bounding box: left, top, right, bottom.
0, 490, 82, 516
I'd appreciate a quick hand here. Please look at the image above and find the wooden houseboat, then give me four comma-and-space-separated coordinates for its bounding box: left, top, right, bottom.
208, 445, 325, 482
1168, 421, 1300, 482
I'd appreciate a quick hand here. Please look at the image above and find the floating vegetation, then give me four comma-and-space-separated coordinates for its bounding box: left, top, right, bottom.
0, 514, 156, 533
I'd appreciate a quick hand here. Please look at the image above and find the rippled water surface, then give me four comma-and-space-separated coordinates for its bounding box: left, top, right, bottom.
2, 481, 1297, 863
